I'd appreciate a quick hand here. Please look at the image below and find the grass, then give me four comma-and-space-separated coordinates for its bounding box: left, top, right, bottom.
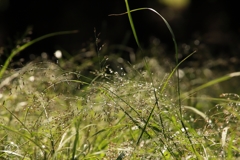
1, 1, 240, 159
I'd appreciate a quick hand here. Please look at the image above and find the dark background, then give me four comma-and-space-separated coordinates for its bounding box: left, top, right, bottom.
0, 0, 239, 64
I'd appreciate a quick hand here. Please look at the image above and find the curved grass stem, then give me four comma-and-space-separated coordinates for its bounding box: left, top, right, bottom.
111, 1, 198, 157
0, 30, 78, 79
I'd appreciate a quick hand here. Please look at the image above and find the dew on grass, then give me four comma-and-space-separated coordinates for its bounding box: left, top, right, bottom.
207, 119, 212, 125
220, 93, 240, 100
109, 68, 113, 74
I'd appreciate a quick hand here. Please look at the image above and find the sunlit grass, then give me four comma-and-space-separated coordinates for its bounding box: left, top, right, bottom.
0, 1, 240, 159
0, 57, 240, 159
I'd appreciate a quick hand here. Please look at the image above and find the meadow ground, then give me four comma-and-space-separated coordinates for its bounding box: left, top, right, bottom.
1, 1, 240, 159
0, 51, 240, 159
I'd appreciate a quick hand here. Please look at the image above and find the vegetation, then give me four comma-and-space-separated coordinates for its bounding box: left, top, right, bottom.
1, 1, 240, 159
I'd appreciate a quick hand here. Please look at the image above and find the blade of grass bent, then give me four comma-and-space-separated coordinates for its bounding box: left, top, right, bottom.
181, 72, 240, 99
111, 3, 198, 156
109, 7, 177, 58
0, 123, 46, 153
109, 5, 183, 111
3, 105, 31, 134
121, 3, 179, 146
110, 3, 181, 94
0, 30, 78, 79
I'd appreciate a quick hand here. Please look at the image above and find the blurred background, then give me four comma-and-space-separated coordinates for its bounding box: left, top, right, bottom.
0, 0, 239, 66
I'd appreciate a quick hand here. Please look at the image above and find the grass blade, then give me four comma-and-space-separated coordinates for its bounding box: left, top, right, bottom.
0, 123, 46, 153
124, 0, 142, 50
0, 30, 78, 79
182, 72, 240, 99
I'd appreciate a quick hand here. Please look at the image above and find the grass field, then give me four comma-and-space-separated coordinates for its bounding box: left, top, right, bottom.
1, 54, 240, 159
1, 1, 240, 159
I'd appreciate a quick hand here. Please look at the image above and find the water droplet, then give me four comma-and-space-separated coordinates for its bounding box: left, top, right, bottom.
54, 50, 62, 59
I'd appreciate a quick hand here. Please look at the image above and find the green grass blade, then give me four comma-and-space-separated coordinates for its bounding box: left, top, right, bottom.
114, 4, 198, 156
182, 106, 209, 122
109, 5, 187, 108
0, 123, 46, 153
99, 85, 153, 139
182, 72, 240, 99
136, 58, 166, 145
71, 121, 80, 160
160, 51, 196, 94
109, 7, 178, 66
124, 0, 142, 50
0, 30, 78, 79
2, 105, 32, 134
